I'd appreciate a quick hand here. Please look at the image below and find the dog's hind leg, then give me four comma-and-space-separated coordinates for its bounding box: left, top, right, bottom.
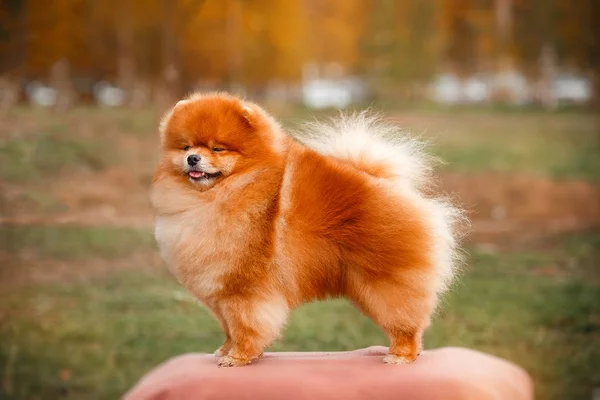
348, 275, 435, 364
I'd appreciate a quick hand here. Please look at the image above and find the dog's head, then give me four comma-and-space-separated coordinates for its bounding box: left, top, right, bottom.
156, 92, 286, 192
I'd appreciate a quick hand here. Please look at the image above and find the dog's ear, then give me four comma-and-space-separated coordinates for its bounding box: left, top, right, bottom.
239, 103, 256, 128
159, 99, 189, 142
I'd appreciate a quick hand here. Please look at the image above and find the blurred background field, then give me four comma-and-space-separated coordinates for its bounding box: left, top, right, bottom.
1, 1, 599, 399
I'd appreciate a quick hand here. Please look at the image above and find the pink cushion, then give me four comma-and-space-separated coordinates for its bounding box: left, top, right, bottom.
124, 346, 533, 400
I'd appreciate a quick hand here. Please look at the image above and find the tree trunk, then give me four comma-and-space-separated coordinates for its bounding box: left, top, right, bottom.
156, 0, 181, 112
539, 44, 557, 109
51, 58, 75, 112
117, 0, 136, 106
226, 0, 245, 95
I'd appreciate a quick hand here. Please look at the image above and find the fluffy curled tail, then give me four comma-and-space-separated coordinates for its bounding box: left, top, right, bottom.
297, 112, 432, 189
297, 112, 466, 294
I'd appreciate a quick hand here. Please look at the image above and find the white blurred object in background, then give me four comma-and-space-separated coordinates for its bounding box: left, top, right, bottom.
93, 81, 125, 107
431, 73, 462, 104
491, 70, 529, 105
302, 79, 352, 109
464, 75, 490, 103
429, 69, 592, 106
301, 62, 366, 109
551, 74, 592, 103
25, 81, 57, 107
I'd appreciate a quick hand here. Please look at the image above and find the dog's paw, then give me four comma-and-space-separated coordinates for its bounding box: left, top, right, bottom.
217, 355, 253, 367
383, 354, 415, 365
214, 346, 227, 357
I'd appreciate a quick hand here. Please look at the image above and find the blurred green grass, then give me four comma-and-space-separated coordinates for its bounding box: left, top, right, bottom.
1, 227, 598, 400
0, 107, 159, 183
0, 225, 155, 260
426, 113, 600, 181
0, 131, 116, 182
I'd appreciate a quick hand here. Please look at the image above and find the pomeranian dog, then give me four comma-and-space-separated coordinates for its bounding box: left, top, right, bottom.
151, 92, 463, 367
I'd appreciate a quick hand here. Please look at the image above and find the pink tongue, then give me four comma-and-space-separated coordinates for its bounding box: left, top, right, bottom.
189, 171, 203, 178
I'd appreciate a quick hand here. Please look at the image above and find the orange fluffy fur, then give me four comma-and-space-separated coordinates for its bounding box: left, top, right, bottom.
151, 92, 463, 367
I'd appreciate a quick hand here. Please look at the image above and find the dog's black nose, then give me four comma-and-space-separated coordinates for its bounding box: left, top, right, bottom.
187, 154, 200, 166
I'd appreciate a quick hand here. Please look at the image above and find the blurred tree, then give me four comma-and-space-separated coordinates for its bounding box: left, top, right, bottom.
513, 0, 599, 104
0, 0, 25, 76
439, 0, 478, 75
24, 0, 90, 76
180, 0, 228, 85
362, 0, 438, 99
0, 0, 597, 105
116, 0, 135, 104
179, 0, 305, 90
513, 0, 554, 76
303, 0, 367, 74
555, 0, 600, 105
254, 0, 306, 82
495, 0, 512, 54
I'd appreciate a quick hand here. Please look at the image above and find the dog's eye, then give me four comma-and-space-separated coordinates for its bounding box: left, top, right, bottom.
182, 146, 191, 151
212, 147, 224, 153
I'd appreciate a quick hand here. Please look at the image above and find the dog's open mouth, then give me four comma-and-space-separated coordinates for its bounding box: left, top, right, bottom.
188, 170, 221, 180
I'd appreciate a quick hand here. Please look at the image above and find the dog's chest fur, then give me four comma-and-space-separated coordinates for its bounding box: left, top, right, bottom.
154, 194, 270, 302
